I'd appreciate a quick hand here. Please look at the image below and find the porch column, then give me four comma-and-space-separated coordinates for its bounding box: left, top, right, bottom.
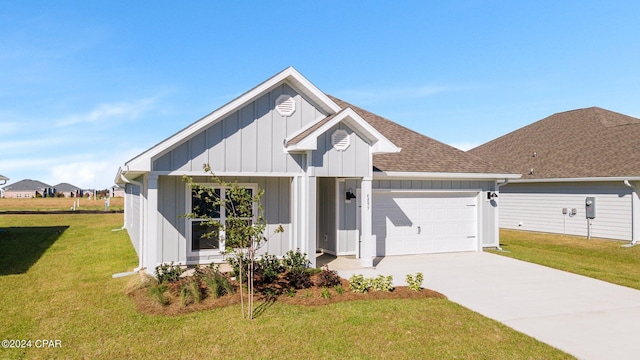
360, 177, 374, 267
144, 174, 159, 273
306, 175, 317, 267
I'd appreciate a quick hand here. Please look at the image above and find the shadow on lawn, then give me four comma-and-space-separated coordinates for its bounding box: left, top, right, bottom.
0, 226, 69, 275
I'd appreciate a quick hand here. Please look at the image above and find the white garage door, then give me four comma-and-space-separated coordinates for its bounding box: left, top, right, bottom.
372, 192, 478, 256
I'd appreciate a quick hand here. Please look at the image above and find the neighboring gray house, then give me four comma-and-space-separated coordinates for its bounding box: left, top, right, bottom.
53, 183, 81, 197
2, 179, 51, 198
115, 67, 519, 273
470, 107, 640, 244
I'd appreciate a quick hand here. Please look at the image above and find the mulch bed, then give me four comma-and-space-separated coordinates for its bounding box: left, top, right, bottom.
128, 274, 446, 316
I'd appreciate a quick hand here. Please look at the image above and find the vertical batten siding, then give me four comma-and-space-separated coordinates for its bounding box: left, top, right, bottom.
152, 84, 326, 175
499, 182, 632, 240
156, 175, 293, 264
313, 123, 371, 177
125, 183, 142, 255
317, 178, 336, 253
338, 178, 360, 254
158, 176, 186, 264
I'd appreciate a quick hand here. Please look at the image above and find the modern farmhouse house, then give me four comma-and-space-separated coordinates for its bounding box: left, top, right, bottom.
470, 107, 640, 244
115, 67, 519, 273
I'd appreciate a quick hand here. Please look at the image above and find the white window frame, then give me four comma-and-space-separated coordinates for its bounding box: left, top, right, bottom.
186, 183, 258, 257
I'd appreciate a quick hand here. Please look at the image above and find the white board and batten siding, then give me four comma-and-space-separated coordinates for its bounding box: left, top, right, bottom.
371, 179, 497, 256
499, 182, 633, 240
146, 83, 329, 265
152, 84, 326, 175
124, 183, 142, 255
312, 123, 372, 178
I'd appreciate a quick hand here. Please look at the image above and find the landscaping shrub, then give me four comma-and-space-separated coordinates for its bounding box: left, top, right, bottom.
406, 272, 424, 292
148, 283, 170, 306
315, 266, 342, 288
286, 269, 313, 289
124, 271, 157, 295
256, 253, 284, 284
349, 274, 370, 293
155, 262, 184, 283
179, 277, 202, 306
282, 249, 310, 271
370, 275, 394, 292
349, 274, 394, 293
197, 265, 234, 299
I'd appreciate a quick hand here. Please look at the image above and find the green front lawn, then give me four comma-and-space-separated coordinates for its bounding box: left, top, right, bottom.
0, 214, 573, 359
491, 229, 640, 290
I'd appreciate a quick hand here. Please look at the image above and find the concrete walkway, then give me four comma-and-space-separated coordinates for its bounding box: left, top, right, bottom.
321, 252, 640, 360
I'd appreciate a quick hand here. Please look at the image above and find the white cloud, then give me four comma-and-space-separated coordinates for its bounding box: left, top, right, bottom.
1, 147, 145, 189
55, 97, 157, 127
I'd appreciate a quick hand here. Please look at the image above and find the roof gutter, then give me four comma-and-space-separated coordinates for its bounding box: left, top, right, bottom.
623, 180, 638, 246
374, 171, 521, 181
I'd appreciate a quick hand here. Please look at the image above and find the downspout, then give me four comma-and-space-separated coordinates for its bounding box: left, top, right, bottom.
623, 180, 637, 247
493, 179, 510, 251
112, 172, 145, 277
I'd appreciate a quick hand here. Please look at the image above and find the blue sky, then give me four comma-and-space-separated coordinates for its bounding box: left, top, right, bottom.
2, 1, 639, 189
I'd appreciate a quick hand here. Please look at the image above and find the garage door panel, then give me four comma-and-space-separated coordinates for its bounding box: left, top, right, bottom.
373, 192, 478, 256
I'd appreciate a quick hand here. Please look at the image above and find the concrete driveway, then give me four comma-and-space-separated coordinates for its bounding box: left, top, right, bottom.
322, 252, 640, 360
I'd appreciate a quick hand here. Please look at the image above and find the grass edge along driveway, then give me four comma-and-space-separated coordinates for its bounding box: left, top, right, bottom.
491, 229, 640, 291
0, 214, 573, 359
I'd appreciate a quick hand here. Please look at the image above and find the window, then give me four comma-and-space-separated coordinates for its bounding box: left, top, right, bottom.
188, 184, 257, 255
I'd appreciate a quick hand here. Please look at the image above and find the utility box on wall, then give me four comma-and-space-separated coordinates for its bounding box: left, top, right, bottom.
585, 197, 596, 219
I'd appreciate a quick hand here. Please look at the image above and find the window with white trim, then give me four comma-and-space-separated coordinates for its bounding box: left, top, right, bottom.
188, 184, 257, 255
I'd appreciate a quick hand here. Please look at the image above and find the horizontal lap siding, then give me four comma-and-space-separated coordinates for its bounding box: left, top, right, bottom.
499, 182, 632, 240
153, 84, 326, 174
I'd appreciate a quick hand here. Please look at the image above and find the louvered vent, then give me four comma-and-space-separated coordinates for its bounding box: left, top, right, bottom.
275, 94, 295, 116
331, 129, 350, 151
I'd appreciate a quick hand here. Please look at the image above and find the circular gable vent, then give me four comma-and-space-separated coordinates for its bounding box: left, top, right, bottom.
275, 94, 296, 116
331, 129, 350, 151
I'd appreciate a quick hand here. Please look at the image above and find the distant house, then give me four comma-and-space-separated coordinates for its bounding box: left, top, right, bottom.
115, 67, 518, 273
2, 179, 51, 198
110, 185, 125, 198
53, 183, 81, 197
0, 175, 8, 198
470, 107, 640, 244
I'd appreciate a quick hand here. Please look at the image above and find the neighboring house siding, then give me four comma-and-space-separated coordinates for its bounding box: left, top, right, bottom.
125, 183, 141, 255
153, 84, 325, 174
156, 175, 292, 265
499, 182, 633, 240
312, 123, 371, 177
373, 179, 498, 247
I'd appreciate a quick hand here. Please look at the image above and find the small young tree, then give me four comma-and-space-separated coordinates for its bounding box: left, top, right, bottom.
184, 164, 282, 319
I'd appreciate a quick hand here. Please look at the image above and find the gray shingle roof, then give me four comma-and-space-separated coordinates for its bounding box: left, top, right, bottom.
327, 96, 510, 174
469, 107, 640, 179
53, 183, 81, 192
2, 179, 51, 191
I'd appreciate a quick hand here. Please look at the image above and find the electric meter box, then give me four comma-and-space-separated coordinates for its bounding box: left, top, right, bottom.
585, 197, 596, 219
